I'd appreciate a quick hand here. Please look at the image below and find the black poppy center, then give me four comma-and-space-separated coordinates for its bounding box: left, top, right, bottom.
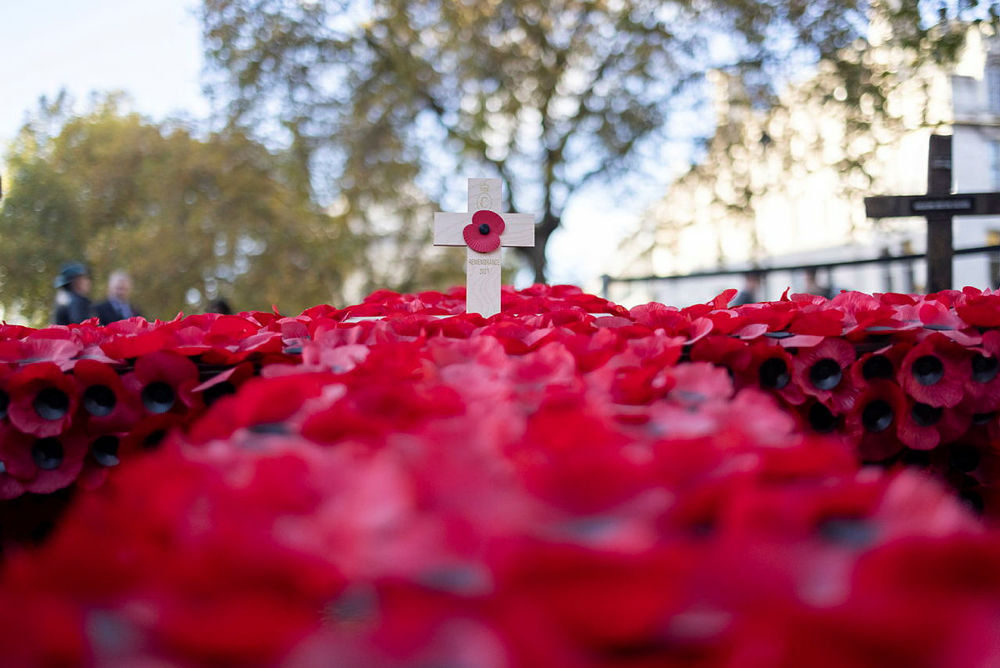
33, 387, 70, 420
90, 435, 120, 467
912, 355, 944, 386
757, 357, 790, 390
808, 403, 838, 433
203, 381, 237, 406
960, 489, 985, 515
143, 429, 167, 451
974, 411, 996, 425
862, 400, 894, 433
862, 355, 893, 380
809, 358, 842, 391
911, 402, 942, 427
32, 438, 63, 470
0, 389, 8, 419
249, 422, 290, 435
901, 448, 931, 468
950, 444, 980, 473
142, 382, 175, 413
818, 518, 876, 547
972, 354, 999, 384
478, 223, 491, 235
83, 384, 117, 417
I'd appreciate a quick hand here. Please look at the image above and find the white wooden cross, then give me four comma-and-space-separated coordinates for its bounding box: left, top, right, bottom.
433, 178, 535, 316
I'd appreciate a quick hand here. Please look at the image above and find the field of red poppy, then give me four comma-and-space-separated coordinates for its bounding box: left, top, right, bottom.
3, 284, 1000, 665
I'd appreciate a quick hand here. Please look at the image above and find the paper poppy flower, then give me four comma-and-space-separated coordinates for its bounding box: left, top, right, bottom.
99, 325, 175, 360
896, 400, 971, 452
119, 413, 178, 457
167, 324, 215, 358
850, 344, 911, 386
514, 401, 646, 513
0, 595, 87, 665
743, 340, 806, 406
12, 284, 1000, 663
963, 332, 1000, 413
122, 351, 200, 416
191, 363, 255, 407
75, 433, 126, 490
956, 290, 1000, 327
71, 359, 139, 434
6, 362, 79, 437
202, 331, 284, 366
897, 333, 969, 408
690, 334, 749, 370
792, 337, 858, 413
802, 398, 841, 434
22, 430, 89, 494
0, 364, 11, 421
0, 424, 37, 483
835, 291, 901, 336
610, 364, 672, 405
0, 335, 82, 371
844, 380, 908, 463
666, 361, 733, 407
186, 373, 337, 445
463, 210, 505, 253
629, 302, 688, 330
0, 465, 25, 500
907, 297, 972, 333
787, 304, 845, 336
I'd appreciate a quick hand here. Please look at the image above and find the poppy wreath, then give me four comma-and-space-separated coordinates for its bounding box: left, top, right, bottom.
3, 286, 1000, 507
8, 286, 1000, 663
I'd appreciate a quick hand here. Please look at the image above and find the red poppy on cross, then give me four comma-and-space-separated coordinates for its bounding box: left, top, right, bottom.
433, 178, 535, 316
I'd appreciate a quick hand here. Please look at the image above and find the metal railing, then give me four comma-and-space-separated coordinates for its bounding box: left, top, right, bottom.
600, 244, 1000, 299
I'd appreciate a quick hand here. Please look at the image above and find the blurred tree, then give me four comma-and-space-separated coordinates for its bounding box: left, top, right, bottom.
0, 94, 360, 325
620, 7, 1000, 277
199, 0, 997, 284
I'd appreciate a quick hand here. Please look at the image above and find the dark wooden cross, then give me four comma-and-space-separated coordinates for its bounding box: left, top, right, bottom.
864, 134, 1000, 292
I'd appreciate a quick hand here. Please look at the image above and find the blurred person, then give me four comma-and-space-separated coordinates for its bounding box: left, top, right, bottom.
95, 270, 142, 325
208, 298, 232, 315
804, 267, 837, 299
52, 262, 94, 325
731, 271, 764, 306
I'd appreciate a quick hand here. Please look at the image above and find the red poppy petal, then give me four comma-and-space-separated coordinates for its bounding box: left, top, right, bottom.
100, 328, 174, 360
472, 209, 505, 236
7, 364, 78, 437
463, 210, 505, 253
133, 351, 199, 388
0, 426, 39, 479
0, 473, 25, 500
23, 434, 87, 494
463, 225, 502, 253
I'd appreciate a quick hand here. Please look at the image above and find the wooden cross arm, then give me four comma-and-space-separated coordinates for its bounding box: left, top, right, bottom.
433, 212, 535, 247
864, 193, 1000, 218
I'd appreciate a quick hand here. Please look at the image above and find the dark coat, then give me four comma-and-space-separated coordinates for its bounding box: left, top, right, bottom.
52, 290, 94, 325
94, 299, 141, 326
730, 289, 757, 307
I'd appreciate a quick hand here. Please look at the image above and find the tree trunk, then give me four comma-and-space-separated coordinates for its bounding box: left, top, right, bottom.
527, 240, 547, 284
522, 212, 559, 285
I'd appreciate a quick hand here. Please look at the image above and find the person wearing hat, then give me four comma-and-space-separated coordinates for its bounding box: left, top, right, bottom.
52, 261, 94, 325
95, 270, 142, 325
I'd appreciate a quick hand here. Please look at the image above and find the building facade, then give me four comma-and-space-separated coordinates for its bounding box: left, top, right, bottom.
610, 30, 1000, 307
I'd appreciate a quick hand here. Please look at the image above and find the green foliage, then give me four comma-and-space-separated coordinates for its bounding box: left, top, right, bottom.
200, 0, 695, 283
200, 0, 998, 284
0, 95, 360, 325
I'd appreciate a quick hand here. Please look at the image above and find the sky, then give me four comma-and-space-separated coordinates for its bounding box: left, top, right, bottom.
0, 0, 655, 294
1, 0, 208, 145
